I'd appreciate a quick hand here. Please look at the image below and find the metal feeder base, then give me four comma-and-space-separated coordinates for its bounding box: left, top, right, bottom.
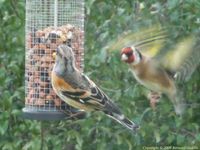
22, 106, 86, 121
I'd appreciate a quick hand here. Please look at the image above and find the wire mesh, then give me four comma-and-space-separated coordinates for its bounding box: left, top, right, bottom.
24, 0, 85, 120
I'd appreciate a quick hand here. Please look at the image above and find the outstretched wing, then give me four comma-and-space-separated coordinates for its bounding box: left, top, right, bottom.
106, 25, 167, 58
174, 40, 200, 82
106, 23, 199, 83
157, 35, 199, 82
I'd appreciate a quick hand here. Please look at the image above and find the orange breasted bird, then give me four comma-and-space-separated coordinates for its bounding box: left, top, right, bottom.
51, 44, 139, 131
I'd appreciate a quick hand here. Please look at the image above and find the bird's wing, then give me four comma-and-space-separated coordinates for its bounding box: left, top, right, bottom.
60, 73, 117, 111
113, 26, 200, 82
157, 35, 200, 82
106, 25, 167, 58
174, 41, 200, 82
134, 29, 167, 58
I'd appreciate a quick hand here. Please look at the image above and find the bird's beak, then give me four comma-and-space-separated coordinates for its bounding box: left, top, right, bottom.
121, 53, 128, 61
52, 52, 56, 59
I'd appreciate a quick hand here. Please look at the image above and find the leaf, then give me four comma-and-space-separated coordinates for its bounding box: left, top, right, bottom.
0, 120, 8, 135
167, 134, 175, 143
2, 90, 12, 109
116, 134, 123, 145
195, 134, 200, 141
160, 125, 169, 134
154, 130, 161, 143
98, 48, 107, 63
167, 0, 179, 9
125, 139, 132, 150
2, 144, 13, 150
177, 135, 185, 145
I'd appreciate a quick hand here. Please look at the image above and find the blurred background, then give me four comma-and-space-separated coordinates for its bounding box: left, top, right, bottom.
0, 0, 200, 149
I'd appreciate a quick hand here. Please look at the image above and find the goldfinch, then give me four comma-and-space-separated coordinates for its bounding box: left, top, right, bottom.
105, 25, 199, 115
51, 44, 139, 131
120, 35, 200, 115
121, 46, 181, 113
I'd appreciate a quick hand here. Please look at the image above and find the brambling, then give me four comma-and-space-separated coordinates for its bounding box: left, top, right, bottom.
52, 44, 139, 131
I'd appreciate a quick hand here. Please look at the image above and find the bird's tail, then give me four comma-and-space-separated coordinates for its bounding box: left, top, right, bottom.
106, 112, 139, 132
173, 97, 186, 115
168, 89, 186, 116
104, 101, 139, 131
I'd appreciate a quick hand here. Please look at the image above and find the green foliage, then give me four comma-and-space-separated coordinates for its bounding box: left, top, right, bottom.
0, 0, 200, 150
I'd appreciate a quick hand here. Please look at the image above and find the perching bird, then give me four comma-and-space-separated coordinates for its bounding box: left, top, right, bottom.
51, 44, 139, 131
120, 34, 200, 115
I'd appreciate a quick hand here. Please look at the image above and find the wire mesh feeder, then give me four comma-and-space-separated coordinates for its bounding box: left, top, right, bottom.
23, 0, 86, 120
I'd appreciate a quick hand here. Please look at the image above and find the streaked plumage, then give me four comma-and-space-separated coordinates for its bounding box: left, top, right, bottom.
52, 44, 139, 131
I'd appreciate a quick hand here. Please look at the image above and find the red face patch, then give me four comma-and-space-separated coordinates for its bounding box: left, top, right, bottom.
121, 47, 132, 55
121, 47, 135, 63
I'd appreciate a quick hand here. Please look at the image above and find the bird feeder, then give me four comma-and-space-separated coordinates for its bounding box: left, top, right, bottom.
23, 0, 85, 120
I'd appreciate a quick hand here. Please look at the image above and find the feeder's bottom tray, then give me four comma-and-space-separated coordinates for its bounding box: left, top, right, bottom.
22, 106, 86, 121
